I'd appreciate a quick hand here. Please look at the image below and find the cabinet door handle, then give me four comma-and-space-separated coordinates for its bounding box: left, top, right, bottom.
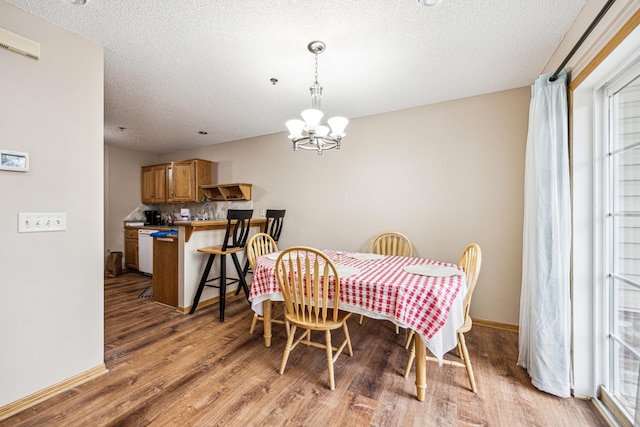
157, 237, 174, 242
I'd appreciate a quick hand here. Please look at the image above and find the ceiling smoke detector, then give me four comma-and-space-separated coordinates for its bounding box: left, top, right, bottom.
417, 0, 442, 5
61, 0, 87, 5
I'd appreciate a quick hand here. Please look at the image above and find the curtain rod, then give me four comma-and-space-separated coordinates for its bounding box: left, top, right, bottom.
549, 0, 617, 82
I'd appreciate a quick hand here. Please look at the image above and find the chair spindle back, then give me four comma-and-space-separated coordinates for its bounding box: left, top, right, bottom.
276, 247, 340, 325
370, 231, 414, 257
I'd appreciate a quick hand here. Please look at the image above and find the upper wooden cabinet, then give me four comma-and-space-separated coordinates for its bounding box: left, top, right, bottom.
167, 159, 212, 203
142, 159, 212, 204
141, 164, 167, 204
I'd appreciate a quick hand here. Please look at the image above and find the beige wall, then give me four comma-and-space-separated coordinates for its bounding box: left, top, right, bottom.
104, 145, 157, 253
0, 3, 104, 408
151, 87, 530, 326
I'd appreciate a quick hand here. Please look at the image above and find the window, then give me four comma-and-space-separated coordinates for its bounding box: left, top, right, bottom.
603, 63, 640, 424
571, 15, 640, 427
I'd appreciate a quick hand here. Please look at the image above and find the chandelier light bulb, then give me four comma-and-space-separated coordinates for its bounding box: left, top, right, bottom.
285, 119, 305, 139
301, 109, 323, 131
328, 116, 348, 137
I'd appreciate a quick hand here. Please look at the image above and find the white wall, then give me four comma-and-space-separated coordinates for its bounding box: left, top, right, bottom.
156, 87, 530, 326
0, 3, 104, 408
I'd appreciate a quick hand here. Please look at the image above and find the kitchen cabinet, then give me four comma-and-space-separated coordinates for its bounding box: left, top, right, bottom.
141, 164, 167, 204
166, 159, 212, 203
124, 228, 139, 270
200, 183, 252, 201
141, 159, 212, 204
153, 235, 178, 307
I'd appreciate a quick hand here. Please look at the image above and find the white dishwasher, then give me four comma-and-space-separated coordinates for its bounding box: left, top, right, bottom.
138, 228, 159, 275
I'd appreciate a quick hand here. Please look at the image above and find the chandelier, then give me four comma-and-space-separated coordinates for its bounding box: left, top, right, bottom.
285, 41, 348, 155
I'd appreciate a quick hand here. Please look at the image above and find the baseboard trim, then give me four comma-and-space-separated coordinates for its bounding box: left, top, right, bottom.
180, 289, 243, 314
472, 317, 519, 332
0, 364, 108, 422
591, 396, 620, 427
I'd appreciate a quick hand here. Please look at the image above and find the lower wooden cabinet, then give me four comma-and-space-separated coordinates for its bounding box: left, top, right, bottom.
124, 228, 139, 270
153, 235, 178, 307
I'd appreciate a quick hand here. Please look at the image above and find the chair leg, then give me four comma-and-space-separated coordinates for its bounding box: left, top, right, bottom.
405, 329, 415, 349
359, 314, 364, 325
219, 254, 227, 322
395, 324, 400, 334
189, 254, 215, 314
235, 257, 251, 295
231, 253, 250, 299
279, 325, 297, 375
325, 330, 335, 391
343, 322, 353, 356
404, 339, 415, 378
249, 313, 260, 334
243, 257, 251, 276
458, 332, 477, 393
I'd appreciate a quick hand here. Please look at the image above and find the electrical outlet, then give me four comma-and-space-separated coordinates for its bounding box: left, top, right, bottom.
18, 213, 67, 233
259, 209, 266, 217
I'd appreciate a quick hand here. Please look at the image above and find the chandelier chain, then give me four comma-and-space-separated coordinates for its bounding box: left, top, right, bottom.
314, 52, 319, 85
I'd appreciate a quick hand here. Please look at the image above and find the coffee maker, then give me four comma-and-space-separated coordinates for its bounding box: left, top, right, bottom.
144, 210, 159, 225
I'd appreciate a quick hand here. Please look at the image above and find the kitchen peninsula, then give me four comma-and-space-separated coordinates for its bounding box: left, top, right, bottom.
131, 159, 264, 313
154, 217, 266, 313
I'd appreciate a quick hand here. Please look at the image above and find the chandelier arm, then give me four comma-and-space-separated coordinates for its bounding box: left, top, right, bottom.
291, 135, 340, 144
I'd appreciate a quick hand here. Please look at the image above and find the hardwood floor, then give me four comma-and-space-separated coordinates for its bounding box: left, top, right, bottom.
3, 273, 607, 426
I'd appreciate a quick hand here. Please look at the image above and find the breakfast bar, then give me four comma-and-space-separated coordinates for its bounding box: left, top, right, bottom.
157, 218, 266, 312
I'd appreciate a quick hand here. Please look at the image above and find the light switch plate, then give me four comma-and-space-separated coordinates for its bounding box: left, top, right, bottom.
18, 212, 67, 233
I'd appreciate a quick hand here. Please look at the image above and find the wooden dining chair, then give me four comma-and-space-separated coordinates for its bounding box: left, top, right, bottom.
245, 232, 289, 336
359, 231, 415, 331
370, 231, 414, 257
403, 243, 482, 393
276, 246, 353, 390
189, 209, 253, 321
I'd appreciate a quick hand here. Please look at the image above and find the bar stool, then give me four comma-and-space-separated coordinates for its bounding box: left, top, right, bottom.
242, 209, 285, 277
190, 209, 253, 321
265, 209, 286, 242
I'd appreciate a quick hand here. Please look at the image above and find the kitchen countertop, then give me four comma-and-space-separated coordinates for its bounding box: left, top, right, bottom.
173, 218, 267, 242
125, 218, 266, 241
124, 224, 177, 230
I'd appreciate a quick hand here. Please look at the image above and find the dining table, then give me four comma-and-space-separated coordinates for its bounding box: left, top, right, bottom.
248, 249, 467, 401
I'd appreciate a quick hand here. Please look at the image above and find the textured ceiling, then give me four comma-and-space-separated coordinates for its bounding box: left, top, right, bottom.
3, 0, 588, 154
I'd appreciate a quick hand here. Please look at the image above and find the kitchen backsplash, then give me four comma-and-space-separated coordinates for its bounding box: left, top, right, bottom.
124, 200, 254, 224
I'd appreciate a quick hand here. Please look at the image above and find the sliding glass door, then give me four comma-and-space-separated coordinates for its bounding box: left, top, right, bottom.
604, 64, 640, 423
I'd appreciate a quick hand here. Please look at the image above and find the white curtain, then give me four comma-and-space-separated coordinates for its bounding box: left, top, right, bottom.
518, 70, 572, 398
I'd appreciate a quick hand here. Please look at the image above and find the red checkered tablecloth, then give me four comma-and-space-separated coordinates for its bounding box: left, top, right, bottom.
249, 249, 466, 343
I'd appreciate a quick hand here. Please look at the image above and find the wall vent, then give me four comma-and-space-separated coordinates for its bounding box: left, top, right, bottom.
0, 27, 40, 61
